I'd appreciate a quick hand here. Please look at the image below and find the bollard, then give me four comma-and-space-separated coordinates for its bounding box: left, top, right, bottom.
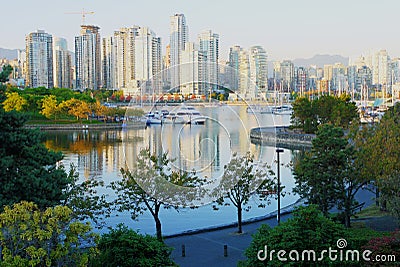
224, 245, 228, 257
182, 244, 186, 257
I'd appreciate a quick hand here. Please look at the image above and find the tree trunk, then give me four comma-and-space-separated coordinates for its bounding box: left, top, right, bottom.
155, 217, 162, 241
154, 204, 162, 241
237, 202, 242, 234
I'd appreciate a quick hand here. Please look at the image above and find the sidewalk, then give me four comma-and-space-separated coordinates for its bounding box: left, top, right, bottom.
164, 209, 293, 267
164, 188, 398, 267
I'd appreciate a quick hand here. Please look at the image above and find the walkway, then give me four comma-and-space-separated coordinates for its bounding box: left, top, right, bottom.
164, 187, 397, 267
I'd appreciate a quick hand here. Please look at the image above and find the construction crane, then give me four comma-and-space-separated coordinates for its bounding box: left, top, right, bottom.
65, 8, 94, 25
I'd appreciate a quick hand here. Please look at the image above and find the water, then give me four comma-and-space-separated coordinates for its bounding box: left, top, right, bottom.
44, 105, 300, 235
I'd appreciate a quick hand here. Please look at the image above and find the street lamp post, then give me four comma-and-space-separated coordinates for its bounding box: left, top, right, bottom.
276, 148, 284, 224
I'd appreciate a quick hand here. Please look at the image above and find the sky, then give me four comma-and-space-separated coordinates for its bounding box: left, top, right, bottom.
2, 0, 400, 61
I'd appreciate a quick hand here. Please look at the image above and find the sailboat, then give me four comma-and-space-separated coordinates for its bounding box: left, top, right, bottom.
273, 80, 292, 115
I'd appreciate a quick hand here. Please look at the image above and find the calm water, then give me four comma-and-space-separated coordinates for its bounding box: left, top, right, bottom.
45, 105, 300, 235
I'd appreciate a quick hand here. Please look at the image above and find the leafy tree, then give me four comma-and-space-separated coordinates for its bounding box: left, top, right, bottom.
92, 100, 109, 122
291, 95, 358, 133
40, 94, 60, 120
240, 205, 346, 267
358, 103, 400, 214
0, 110, 71, 209
293, 124, 366, 227
313, 95, 338, 125
90, 224, 176, 267
0, 64, 13, 83
111, 148, 205, 241
0, 201, 98, 266
332, 94, 359, 128
213, 152, 275, 233
61, 164, 111, 229
379, 171, 400, 221
59, 98, 91, 121
2, 91, 27, 112
291, 97, 317, 133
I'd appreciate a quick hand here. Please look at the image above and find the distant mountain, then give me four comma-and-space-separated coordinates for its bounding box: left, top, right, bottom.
0, 48, 18, 60
292, 54, 349, 68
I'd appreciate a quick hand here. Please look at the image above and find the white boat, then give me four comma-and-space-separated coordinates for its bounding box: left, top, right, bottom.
163, 112, 186, 124
165, 105, 205, 124
145, 111, 163, 125
272, 105, 293, 115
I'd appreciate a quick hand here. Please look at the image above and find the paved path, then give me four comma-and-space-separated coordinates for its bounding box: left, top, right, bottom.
164, 186, 386, 267
165, 213, 290, 267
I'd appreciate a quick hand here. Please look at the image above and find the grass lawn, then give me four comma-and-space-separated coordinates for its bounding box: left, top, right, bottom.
354, 205, 391, 219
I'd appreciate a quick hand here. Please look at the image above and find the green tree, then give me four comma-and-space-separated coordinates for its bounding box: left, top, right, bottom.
0, 64, 13, 83
2, 91, 27, 112
111, 148, 205, 241
293, 124, 366, 227
0, 110, 70, 209
61, 164, 111, 229
40, 94, 60, 120
359, 103, 400, 215
0, 201, 98, 266
291, 97, 317, 133
240, 205, 346, 267
291, 95, 358, 133
213, 152, 275, 233
90, 224, 176, 267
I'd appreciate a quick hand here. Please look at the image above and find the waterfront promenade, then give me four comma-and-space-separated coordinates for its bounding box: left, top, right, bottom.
165, 187, 392, 267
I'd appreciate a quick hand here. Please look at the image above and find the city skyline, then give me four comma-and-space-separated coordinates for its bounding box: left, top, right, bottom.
2, 0, 400, 61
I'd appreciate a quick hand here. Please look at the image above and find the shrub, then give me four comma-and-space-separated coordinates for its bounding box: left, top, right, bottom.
90, 224, 176, 267
240, 205, 347, 266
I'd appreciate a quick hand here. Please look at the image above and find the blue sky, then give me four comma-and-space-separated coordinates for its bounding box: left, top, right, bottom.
2, 0, 400, 61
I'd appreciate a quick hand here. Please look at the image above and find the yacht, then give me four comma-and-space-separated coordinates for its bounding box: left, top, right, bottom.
164, 105, 205, 124
272, 105, 293, 115
145, 111, 163, 125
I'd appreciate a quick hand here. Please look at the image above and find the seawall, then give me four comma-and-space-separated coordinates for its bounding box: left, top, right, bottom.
24, 122, 146, 131
250, 126, 315, 149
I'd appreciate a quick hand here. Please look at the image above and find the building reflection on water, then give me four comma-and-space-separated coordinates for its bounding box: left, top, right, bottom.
44, 106, 292, 183
43, 106, 305, 235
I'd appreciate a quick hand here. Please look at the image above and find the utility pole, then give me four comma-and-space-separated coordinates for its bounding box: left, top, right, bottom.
276, 148, 284, 224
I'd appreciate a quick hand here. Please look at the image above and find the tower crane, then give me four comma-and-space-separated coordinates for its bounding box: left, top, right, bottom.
65, 8, 94, 25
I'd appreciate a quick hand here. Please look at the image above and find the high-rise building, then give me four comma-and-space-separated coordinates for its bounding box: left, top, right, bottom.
238, 49, 250, 97
296, 67, 307, 96
75, 25, 101, 90
332, 63, 346, 94
347, 65, 357, 95
249, 46, 268, 98
372, 50, 390, 87
114, 27, 139, 89
180, 42, 202, 95
102, 36, 116, 89
53, 37, 71, 88
280, 60, 294, 92
170, 14, 188, 91
391, 58, 400, 85
25, 30, 53, 88
356, 66, 372, 94
198, 30, 219, 93
134, 27, 162, 95
17, 49, 27, 80
228, 45, 242, 91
